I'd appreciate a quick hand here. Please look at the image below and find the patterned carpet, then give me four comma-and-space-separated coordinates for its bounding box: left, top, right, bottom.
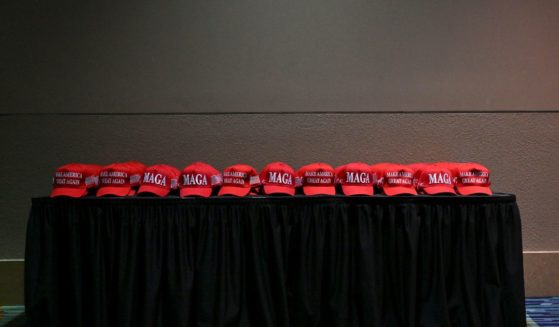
1, 298, 559, 326
526, 297, 559, 326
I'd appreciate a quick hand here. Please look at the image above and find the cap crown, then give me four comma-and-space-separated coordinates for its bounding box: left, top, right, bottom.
222, 164, 260, 188
180, 162, 222, 188
124, 161, 147, 186
51, 163, 102, 197
52, 163, 98, 189
140, 164, 180, 191
297, 163, 335, 187
380, 164, 415, 188
261, 162, 295, 187
417, 165, 456, 194
83, 164, 102, 187
407, 162, 430, 186
336, 162, 373, 186
370, 162, 393, 187
99, 163, 137, 188
378, 164, 417, 195
453, 163, 491, 188
407, 163, 429, 173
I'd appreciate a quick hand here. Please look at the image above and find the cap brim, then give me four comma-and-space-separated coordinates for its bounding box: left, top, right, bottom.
423, 185, 456, 195
383, 185, 417, 196
96, 186, 131, 197
341, 185, 373, 196
180, 187, 213, 198
218, 186, 251, 197
303, 186, 336, 196
50, 187, 87, 198
263, 184, 295, 196
457, 185, 492, 195
138, 185, 170, 197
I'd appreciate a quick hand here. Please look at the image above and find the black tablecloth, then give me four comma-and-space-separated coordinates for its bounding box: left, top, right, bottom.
25, 194, 526, 327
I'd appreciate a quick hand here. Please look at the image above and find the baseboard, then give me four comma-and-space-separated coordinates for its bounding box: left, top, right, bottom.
0, 252, 556, 305
0, 260, 24, 306
0, 305, 25, 326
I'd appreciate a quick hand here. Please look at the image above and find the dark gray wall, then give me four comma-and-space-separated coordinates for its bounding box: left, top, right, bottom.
2, 0, 559, 113
1, 0, 559, 259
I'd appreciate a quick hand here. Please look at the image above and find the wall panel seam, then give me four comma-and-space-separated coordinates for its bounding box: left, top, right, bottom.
2, 110, 559, 116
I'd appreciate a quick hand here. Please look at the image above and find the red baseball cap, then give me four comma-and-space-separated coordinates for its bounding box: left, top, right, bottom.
416, 164, 456, 195
50, 163, 102, 198
218, 164, 260, 196
370, 162, 393, 188
97, 161, 146, 197
138, 164, 180, 197
407, 162, 430, 186
407, 162, 430, 175
451, 162, 492, 195
379, 164, 417, 196
297, 162, 335, 195
260, 162, 296, 195
121, 161, 147, 196
335, 162, 374, 196
432, 161, 461, 184
179, 162, 222, 197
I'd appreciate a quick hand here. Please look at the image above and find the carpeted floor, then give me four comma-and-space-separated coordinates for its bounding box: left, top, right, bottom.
2, 298, 559, 326
526, 297, 559, 326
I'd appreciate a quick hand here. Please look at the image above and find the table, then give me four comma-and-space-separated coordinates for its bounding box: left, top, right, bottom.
25, 194, 526, 327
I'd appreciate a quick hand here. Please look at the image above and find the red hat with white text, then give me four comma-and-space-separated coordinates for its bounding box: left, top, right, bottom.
218, 164, 260, 196
407, 162, 430, 177
179, 162, 222, 197
370, 162, 392, 188
260, 162, 296, 195
407, 162, 430, 187
97, 161, 146, 197
451, 162, 492, 195
416, 164, 456, 195
137, 164, 180, 197
297, 163, 335, 195
379, 163, 417, 196
50, 163, 102, 198
335, 162, 374, 196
